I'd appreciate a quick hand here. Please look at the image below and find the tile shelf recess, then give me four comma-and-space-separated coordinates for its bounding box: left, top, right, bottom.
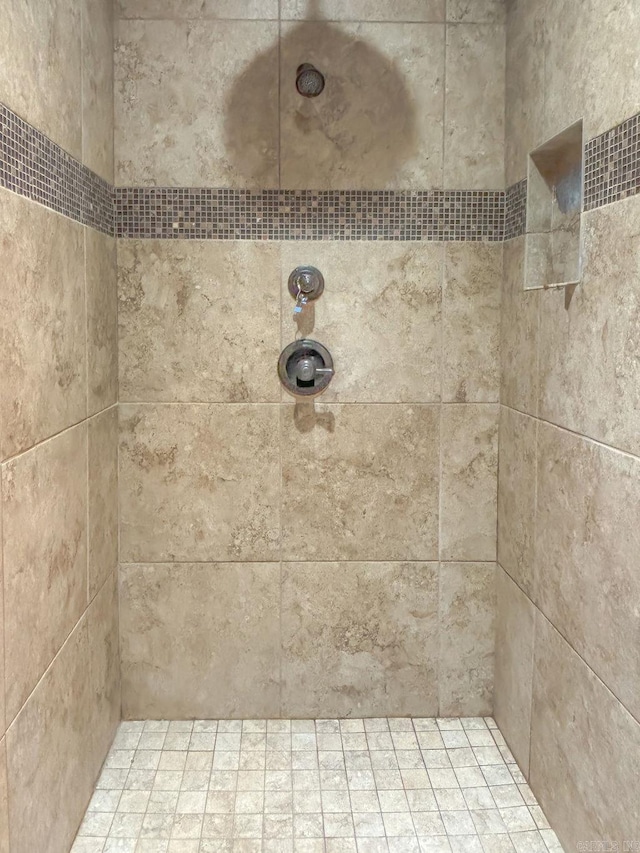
524, 120, 584, 290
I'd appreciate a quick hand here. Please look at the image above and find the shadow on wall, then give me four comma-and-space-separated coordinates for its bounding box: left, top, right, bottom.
224, 0, 418, 187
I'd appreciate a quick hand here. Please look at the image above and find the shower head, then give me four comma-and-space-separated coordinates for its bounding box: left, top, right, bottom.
296, 63, 325, 97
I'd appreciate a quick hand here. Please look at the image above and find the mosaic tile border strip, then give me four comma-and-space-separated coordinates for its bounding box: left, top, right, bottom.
115, 188, 505, 241
584, 112, 640, 211
0, 104, 113, 235
504, 179, 527, 240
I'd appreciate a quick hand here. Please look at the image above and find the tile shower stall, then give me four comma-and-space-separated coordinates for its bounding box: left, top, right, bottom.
0, 0, 638, 851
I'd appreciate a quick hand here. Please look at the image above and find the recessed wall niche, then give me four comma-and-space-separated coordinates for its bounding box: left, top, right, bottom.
524, 120, 584, 290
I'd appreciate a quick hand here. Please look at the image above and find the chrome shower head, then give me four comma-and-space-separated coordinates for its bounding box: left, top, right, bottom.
296, 63, 325, 97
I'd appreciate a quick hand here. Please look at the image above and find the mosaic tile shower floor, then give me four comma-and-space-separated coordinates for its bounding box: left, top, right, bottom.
72, 717, 564, 853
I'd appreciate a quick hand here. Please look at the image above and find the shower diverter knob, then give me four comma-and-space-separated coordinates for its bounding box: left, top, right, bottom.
278, 339, 334, 397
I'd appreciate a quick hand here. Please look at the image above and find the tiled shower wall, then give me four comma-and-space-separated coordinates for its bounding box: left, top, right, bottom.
496, 0, 640, 848
0, 2, 120, 853
115, 0, 506, 720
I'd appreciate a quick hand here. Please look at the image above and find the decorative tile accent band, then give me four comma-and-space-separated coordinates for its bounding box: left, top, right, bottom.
114, 187, 504, 241
1, 100, 639, 240
584, 112, 640, 211
0, 104, 113, 235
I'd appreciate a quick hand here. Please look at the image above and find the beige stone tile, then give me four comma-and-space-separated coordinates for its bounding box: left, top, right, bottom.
281, 242, 442, 403
504, 0, 545, 184
281, 0, 445, 20
282, 562, 439, 717
444, 23, 505, 188
500, 237, 539, 416
440, 404, 498, 562
281, 404, 439, 561
119, 404, 280, 562
119, 241, 280, 403
82, 0, 114, 181
120, 563, 280, 718
542, 0, 640, 143
0, 0, 82, 157
497, 406, 536, 598
88, 571, 121, 778
439, 562, 495, 716
443, 243, 502, 402
538, 196, 640, 456
280, 22, 444, 189
6, 619, 95, 853
493, 567, 534, 775
0, 499, 4, 737
446, 0, 505, 23
115, 19, 279, 186
535, 422, 640, 721
87, 228, 118, 416
530, 612, 640, 849
118, 0, 278, 17
2, 423, 88, 723
0, 189, 86, 458
88, 408, 119, 600
0, 739, 7, 853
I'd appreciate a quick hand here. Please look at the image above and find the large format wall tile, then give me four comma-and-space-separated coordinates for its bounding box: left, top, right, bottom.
6, 619, 95, 853
530, 613, 640, 848
493, 566, 535, 775
2, 424, 88, 723
440, 404, 498, 561
282, 562, 439, 717
88, 572, 121, 779
117, 0, 279, 18
82, 0, 114, 181
282, 0, 445, 21
86, 229, 118, 416
0, 0, 82, 159
280, 22, 444, 189
439, 563, 495, 716
0, 190, 86, 459
535, 422, 640, 722
281, 242, 443, 403
88, 408, 119, 600
500, 237, 539, 416
0, 500, 4, 736
0, 739, 7, 853
120, 563, 280, 718
497, 406, 536, 597
447, 0, 505, 23
119, 241, 281, 403
538, 196, 640, 457
119, 404, 280, 562
281, 404, 439, 561
444, 23, 505, 188
442, 243, 502, 403
115, 19, 279, 186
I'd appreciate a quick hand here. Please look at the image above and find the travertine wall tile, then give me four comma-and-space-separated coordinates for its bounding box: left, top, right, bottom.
281, 404, 440, 561
447, 0, 505, 23
443, 242, 502, 403
530, 613, 640, 849
281, 242, 443, 403
88, 408, 119, 600
440, 404, 498, 561
282, 562, 439, 717
497, 406, 536, 597
439, 562, 496, 716
445, 23, 505, 188
82, 0, 114, 181
119, 241, 281, 403
0, 190, 86, 459
493, 566, 534, 775
535, 422, 640, 722
280, 22, 444, 189
2, 424, 88, 723
6, 619, 95, 853
281, 0, 446, 21
120, 563, 281, 718
119, 404, 280, 562
0, 0, 82, 158
0, 739, 8, 853
115, 19, 279, 186
0, 498, 4, 737
538, 196, 640, 457
86, 229, 118, 416
117, 0, 279, 18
